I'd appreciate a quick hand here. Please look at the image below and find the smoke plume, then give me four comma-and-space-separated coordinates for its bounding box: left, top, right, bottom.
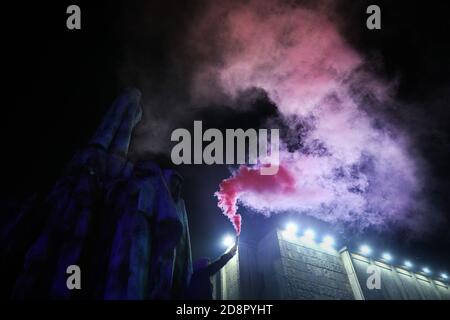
216, 165, 296, 234
185, 0, 430, 233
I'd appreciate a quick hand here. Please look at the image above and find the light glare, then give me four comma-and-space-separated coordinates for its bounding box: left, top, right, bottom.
303, 229, 315, 241
223, 235, 234, 247
360, 245, 372, 255
322, 235, 335, 247
404, 260, 413, 268
381, 252, 392, 262
422, 267, 431, 274
285, 222, 298, 234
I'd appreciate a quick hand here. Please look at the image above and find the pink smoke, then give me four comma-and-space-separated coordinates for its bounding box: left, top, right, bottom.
187, 0, 428, 233
215, 165, 296, 235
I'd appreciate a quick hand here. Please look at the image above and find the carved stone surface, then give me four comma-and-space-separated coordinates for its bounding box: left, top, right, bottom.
277, 239, 354, 300
0, 89, 192, 299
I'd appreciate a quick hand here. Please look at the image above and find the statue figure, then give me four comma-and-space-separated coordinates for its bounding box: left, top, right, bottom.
1, 88, 192, 299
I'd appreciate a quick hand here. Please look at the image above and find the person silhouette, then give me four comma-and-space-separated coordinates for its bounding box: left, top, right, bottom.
184, 237, 238, 300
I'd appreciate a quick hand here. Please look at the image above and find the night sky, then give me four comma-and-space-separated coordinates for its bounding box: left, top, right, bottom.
3, 0, 450, 273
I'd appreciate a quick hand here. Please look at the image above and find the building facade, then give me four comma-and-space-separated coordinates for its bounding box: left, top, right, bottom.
214, 229, 450, 300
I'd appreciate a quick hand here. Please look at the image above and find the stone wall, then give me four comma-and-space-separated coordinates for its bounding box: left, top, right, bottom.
218, 253, 240, 300
350, 253, 450, 300
215, 229, 450, 300
271, 231, 354, 299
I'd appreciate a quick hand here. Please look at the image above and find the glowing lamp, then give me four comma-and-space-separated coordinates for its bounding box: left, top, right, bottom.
285, 222, 298, 235
322, 235, 335, 247
381, 252, 392, 262
303, 229, 316, 241
404, 260, 413, 268
222, 235, 234, 248
359, 245, 372, 256
422, 267, 431, 274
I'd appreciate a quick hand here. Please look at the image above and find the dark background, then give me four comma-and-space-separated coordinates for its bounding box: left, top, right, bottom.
2, 0, 450, 275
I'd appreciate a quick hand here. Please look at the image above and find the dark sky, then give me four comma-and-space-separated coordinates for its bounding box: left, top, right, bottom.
2, 0, 450, 272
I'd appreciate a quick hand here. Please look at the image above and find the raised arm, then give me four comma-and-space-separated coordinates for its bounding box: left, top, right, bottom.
204, 241, 238, 276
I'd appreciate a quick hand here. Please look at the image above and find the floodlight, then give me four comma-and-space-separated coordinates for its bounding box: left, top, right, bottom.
223, 235, 234, 247
285, 222, 298, 235
404, 260, 413, 268
422, 267, 431, 274
381, 252, 392, 262
360, 244, 372, 256
322, 235, 335, 247
303, 229, 316, 241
